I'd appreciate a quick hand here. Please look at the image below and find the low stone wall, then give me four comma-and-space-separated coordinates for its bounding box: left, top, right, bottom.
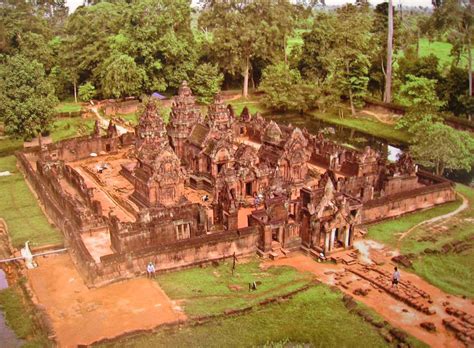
93, 227, 259, 286
102, 100, 140, 116
362, 173, 455, 223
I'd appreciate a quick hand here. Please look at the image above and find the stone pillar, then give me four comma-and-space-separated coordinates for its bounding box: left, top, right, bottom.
324, 232, 330, 254
344, 226, 350, 248
330, 228, 336, 251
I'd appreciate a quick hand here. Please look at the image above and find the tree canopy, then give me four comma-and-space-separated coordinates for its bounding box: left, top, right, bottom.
0, 55, 58, 139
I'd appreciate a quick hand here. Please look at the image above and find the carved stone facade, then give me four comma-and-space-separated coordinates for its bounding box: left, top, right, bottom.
18, 82, 456, 286
167, 81, 201, 160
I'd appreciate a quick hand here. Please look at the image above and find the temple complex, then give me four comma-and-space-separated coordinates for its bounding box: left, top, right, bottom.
16, 81, 456, 286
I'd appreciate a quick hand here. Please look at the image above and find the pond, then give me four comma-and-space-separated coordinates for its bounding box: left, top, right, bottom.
264, 113, 474, 185
0, 269, 24, 348
265, 112, 405, 161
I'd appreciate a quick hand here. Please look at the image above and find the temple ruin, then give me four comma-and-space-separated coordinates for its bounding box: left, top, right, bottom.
16, 81, 456, 286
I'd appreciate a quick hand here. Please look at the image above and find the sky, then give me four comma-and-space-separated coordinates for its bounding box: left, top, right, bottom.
65, 0, 433, 14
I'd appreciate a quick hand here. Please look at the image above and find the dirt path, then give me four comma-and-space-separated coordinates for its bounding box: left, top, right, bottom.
267, 250, 473, 348
398, 192, 469, 244
89, 106, 130, 135
27, 253, 185, 347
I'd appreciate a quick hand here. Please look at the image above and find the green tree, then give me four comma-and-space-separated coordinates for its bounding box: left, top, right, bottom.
298, 12, 337, 82
431, 0, 473, 96
259, 62, 317, 113
396, 74, 445, 110
78, 82, 96, 102
63, 2, 126, 95
438, 65, 470, 116
0, 55, 58, 139
397, 50, 442, 83
99, 53, 146, 99
410, 122, 474, 175
329, 4, 373, 115
199, 0, 303, 98
396, 74, 445, 132
189, 63, 223, 104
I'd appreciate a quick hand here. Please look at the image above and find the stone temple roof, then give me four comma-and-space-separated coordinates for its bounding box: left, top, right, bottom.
188, 124, 210, 148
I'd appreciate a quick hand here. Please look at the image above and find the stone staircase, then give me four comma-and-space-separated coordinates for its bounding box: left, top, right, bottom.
269, 241, 290, 260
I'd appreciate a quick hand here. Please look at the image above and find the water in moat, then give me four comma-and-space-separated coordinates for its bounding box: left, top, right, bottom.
265, 113, 474, 184
0, 269, 24, 348
265, 112, 405, 161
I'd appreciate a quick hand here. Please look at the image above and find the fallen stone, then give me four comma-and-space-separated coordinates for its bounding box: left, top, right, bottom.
420, 322, 436, 332
389, 328, 407, 343
391, 255, 412, 268
228, 284, 243, 292
380, 330, 394, 343
342, 294, 357, 311
353, 288, 370, 297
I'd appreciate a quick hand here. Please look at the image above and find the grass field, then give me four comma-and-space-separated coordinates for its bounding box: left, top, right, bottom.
155, 259, 313, 317
228, 94, 410, 144
367, 184, 474, 297
228, 95, 268, 115
0, 115, 94, 248
0, 284, 51, 347
104, 284, 391, 348
103, 258, 428, 348
418, 38, 473, 68
55, 101, 82, 113
51, 117, 95, 142
0, 155, 63, 247
311, 111, 410, 144
116, 112, 138, 125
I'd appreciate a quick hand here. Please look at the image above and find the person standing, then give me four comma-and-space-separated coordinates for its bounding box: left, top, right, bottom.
392, 267, 400, 288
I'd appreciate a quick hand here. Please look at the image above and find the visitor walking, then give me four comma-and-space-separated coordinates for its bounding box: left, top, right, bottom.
147, 261, 156, 279
392, 267, 400, 288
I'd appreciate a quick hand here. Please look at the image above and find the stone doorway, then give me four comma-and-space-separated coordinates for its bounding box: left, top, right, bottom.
245, 182, 252, 196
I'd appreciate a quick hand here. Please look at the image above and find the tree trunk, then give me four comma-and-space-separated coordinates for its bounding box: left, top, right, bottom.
243, 56, 250, 98
416, 29, 420, 57
384, 0, 394, 103
468, 34, 472, 97
73, 80, 78, 103
349, 88, 356, 116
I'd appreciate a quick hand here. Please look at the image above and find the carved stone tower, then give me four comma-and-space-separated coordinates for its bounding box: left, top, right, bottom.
167, 81, 201, 161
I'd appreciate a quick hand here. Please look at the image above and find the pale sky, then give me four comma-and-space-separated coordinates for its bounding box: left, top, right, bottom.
66, 0, 433, 14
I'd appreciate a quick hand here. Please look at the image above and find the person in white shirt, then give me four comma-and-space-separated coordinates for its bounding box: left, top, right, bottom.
392, 267, 400, 288
147, 262, 156, 279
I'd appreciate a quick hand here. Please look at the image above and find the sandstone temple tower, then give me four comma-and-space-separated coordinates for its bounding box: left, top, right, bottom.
167, 81, 201, 161
131, 101, 186, 207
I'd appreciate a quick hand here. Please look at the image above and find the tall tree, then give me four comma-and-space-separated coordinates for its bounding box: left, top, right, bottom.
432, 0, 473, 97
410, 122, 474, 176
329, 4, 373, 115
99, 53, 147, 99
199, 0, 302, 98
384, 0, 394, 103
0, 55, 58, 139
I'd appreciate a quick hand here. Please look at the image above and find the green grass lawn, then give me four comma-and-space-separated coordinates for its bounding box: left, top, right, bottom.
311, 111, 410, 144
0, 155, 63, 248
367, 184, 474, 297
116, 112, 138, 125
228, 96, 268, 116
50, 117, 95, 142
418, 38, 473, 68
155, 259, 313, 317
100, 285, 392, 348
0, 284, 51, 347
55, 101, 82, 113
0, 115, 93, 248
227, 93, 410, 145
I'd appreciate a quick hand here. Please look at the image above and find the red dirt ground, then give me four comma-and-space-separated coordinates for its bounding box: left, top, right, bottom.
27, 253, 186, 347
267, 250, 473, 348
